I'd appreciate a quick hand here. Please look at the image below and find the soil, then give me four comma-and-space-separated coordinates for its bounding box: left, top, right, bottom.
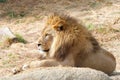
0, 0, 120, 77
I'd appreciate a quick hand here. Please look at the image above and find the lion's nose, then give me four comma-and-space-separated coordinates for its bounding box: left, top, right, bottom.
38, 44, 41, 47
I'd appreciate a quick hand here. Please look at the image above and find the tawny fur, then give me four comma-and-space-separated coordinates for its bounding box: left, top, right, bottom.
22, 13, 116, 75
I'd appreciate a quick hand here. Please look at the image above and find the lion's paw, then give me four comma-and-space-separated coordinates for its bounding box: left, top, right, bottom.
12, 67, 21, 74
11, 64, 29, 74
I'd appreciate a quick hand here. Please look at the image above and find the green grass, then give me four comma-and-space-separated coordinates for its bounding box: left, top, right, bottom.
7, 11, 17, 18
7, 11, 26, 18
15, 34, 27, 44
0, 0, 7, 3
86, 23, 95, 30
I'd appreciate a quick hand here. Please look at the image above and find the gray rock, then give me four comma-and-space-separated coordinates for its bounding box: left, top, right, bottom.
0, 27, 15, 41
0, 27, 16, 47
110, 71, 120, 80
111, 76, 120, 80
0, 67, 111, 80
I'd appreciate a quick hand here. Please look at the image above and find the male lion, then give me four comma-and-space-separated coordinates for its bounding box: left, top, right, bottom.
36, 13, 116, 74
14, 13, 116, 74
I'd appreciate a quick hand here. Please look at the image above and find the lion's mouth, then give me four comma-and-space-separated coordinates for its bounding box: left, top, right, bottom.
38, 49, 49, 55
42, 49, 49, 52
39, 49, 49, 53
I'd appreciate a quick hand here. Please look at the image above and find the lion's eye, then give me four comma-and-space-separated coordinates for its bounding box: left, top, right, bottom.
45, 33, 50, 40
45, 34, 49, 37
57, 25, 64, 31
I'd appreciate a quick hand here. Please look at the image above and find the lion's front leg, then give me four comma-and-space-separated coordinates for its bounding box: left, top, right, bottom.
29, 59, 61, 68
12, 59, 61, 74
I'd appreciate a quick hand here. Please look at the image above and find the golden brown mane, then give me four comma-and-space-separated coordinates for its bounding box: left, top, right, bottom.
47, 13, 100, 61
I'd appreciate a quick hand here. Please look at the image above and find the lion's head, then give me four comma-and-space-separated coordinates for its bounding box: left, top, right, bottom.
38, 13, 99, 61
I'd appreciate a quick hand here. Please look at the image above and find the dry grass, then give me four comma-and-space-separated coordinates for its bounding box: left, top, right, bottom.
1, 53, 19, 68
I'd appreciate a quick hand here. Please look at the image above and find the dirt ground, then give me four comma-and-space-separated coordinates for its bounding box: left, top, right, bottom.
0, 0, 120, 77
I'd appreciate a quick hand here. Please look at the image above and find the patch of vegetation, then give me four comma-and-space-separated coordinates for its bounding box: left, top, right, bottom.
2, 59, 10, 65
89, 1, 101, 8
89, 2, 97, 8
8, 53, 19, 59
7, 11, 17, 18
7, 11, 26, 18
96, 27, 120, 34
0, 0, 7, 3
15, 34, 27, 44
109, 28, 120, 33
86, 23, 95, 30
2, 53, 19, 67
0, 42, 3, 46
19, 11, 26, 17
97, 27, 106, 33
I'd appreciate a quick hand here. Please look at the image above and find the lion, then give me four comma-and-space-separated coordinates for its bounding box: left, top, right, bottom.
36, 13, 116, 74
13, 13, 116, 75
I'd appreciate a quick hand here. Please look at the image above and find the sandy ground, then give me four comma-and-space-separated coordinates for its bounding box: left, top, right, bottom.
0, 0, 120, 77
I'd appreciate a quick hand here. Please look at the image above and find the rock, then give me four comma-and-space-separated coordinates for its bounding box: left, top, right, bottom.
110, 71, 120, 80
0, 27, 15, 41
0, 67, 111, 80
0, 27, 16, 47
111, 76, 120, 80
0, 27, 27, 47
